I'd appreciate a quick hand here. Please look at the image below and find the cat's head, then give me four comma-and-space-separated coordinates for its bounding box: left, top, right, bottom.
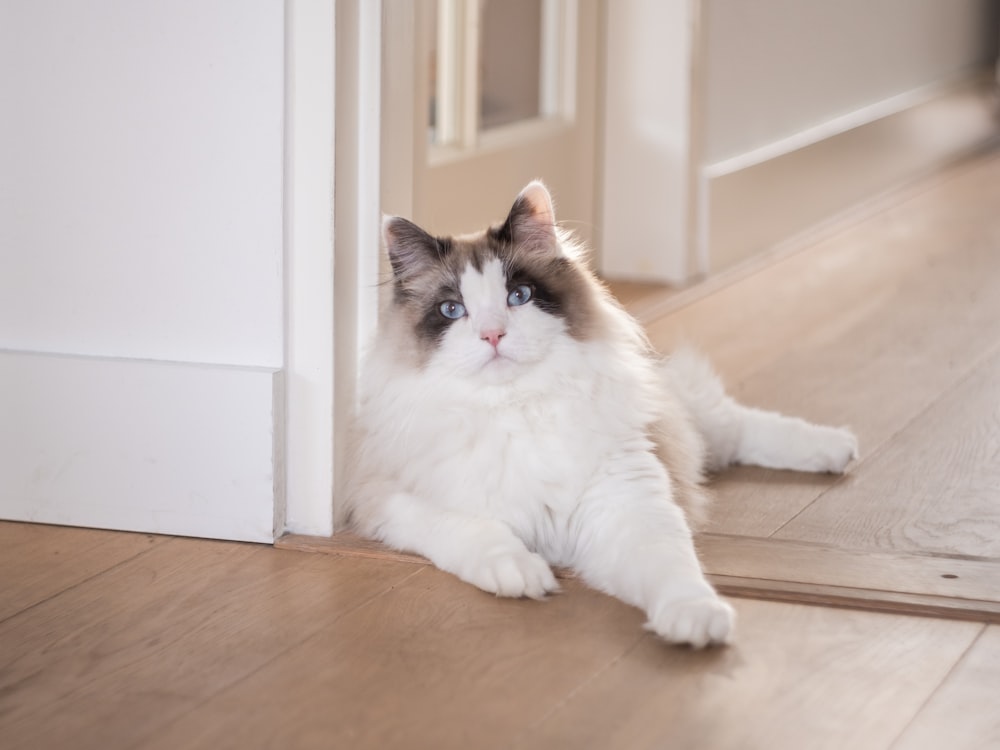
382, 181, 598, 380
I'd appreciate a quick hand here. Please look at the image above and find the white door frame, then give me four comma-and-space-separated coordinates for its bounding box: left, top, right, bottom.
282, 0, 382, 538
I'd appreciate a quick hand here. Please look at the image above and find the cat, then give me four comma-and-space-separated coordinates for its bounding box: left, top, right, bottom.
338, 181, 858, 648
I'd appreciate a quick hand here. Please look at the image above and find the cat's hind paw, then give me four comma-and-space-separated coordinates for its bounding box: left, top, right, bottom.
807, 425, 859, 474
460, 547, 559, 600
646, 595, 735, 648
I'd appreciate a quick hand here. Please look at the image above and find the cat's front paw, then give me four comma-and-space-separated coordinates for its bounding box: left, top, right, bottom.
646, 595, 735, 648
459, 547, 559, 600
808, 426, 859, 473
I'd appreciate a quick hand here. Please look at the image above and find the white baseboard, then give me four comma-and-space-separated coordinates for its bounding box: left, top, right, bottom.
699, 71, 999, 274
0, 351, 281, 543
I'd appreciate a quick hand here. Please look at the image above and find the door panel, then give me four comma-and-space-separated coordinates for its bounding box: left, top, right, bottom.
386, 0, 600, 252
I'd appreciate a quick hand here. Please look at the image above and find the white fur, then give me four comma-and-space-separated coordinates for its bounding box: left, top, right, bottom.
343, 200, 858, 649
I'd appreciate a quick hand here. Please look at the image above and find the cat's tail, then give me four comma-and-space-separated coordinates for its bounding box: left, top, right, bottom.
660, 347, 859, 475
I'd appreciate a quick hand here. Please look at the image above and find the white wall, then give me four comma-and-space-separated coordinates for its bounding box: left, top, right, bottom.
0, 0, 284, 367
703, 0, 999, 165
0, 0, 287, 542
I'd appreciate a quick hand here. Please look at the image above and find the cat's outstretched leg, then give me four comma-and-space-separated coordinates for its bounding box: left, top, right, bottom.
570, 453, 734, 648
360, 491, 559, 599
721, 406, 859, 473
662, 348, 859, 473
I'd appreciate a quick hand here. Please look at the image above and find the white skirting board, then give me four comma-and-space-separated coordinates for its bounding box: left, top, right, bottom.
699, 73, 1000, 274
0, 350, 281, 543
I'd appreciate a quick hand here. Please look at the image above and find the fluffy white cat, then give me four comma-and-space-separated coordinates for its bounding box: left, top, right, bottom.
339, 181, 858, 648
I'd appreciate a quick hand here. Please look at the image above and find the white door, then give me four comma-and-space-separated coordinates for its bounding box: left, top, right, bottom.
382, 0, 601, 251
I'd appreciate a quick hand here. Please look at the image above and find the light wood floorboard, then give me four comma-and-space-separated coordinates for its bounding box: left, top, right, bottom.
520, 601, 981, 750
701, 227, 1000, 538
774, 348, 1000, 557
890, 625, 1000, 750
0, 522, 163, 622
0, 529, 420, 750
139, 569, 648, 750
699, 534, 1000, 623
4, 522, 994, 749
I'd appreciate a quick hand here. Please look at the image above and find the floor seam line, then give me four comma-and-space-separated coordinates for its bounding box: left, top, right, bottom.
0, 535, 168, 627
885, 624, 987, 750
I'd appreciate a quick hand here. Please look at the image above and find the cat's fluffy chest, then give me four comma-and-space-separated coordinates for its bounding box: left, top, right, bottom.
362, 340, 656, 544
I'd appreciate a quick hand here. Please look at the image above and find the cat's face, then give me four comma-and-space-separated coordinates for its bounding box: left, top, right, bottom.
383, 182, 597, 381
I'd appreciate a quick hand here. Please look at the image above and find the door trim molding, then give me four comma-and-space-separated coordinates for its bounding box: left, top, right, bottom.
283, 0, 382, 537
283, 0, 336, 537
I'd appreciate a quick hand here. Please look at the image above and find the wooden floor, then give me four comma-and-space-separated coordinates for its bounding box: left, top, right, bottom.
4, 151, 1000, 749
632, 146, 1000, 625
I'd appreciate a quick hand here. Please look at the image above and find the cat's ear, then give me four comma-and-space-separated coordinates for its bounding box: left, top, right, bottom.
383, 215, 443, 280
499, 180, 558, 254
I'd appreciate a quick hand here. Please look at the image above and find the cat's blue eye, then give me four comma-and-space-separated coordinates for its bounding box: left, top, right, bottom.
439, 300, 466, 320
507, 284, 533, 307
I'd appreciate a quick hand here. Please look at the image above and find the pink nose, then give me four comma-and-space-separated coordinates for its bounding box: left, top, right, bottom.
481, 330, 505, 348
